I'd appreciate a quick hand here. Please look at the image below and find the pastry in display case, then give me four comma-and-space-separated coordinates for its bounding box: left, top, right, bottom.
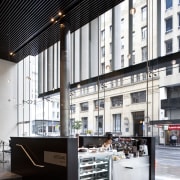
78, 154, 111, 180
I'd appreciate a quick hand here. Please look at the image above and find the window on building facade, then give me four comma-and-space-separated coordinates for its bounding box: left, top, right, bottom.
109, 59, 112, 71
70, 118, 75, 135
142, 26, 147, 40
165, 39, 173, 53
178, 13, 180, 27
80, 102, 89, 111
110, 42, 112, 54
142, 46, 147, 61
57, 102, 59, 108
129, 51, 135, 66
52, 112, 55, 119
110, 25, 112, 37
121, 37, 124, 49
166, 0, 172, 9
57, 112, 59, 119
132, 51, 135, 65
142, 72, 147, 80
165, 17, 173, 33
141, 6, 147, 21
113, 114, 121, 132
131, 91, 146, 103
94, 99, 104, 109
166, 65, 173, 76
70, 104, 76, 113
101, 62, 105, 74
111, 95, 123, 107
101, 46, 105, 57
131, 75, 134, 83
178, 36, 180, 50
81, 117, 88, 134
121, 55, 124, 68
101, 29, 105, 41
167, 86, 180, 98
136, 74, 140, 82
95, 116, 103, 134
121, 18, 124, 33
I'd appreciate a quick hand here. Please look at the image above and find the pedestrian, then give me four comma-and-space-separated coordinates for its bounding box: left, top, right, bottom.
171, 134, 177, 146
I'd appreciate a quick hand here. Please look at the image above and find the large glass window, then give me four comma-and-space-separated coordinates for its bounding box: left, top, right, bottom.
14, 2, 180, 178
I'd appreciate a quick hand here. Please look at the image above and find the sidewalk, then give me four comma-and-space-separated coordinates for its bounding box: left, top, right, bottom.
156, 144, 180, 150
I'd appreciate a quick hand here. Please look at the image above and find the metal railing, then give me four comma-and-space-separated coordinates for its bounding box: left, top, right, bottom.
0, 141, 9, 163
16, 144, 44, 168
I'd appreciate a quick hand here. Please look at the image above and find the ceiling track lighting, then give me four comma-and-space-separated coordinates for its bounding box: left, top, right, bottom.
50, 11, 64, 24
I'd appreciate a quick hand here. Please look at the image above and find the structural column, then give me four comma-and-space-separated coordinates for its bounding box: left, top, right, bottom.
60, 23, 70, 136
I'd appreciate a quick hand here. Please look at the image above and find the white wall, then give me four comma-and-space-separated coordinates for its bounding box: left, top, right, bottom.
0, 59, 17, 143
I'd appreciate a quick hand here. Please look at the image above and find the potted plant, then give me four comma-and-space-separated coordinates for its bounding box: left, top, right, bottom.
72, 120, 82, 135
86, 130, 93, 136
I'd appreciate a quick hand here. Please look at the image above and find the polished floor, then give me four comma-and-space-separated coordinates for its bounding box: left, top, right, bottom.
0, 151, 22, 180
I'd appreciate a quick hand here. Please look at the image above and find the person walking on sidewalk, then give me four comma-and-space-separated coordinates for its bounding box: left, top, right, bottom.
171, 134, 177, 146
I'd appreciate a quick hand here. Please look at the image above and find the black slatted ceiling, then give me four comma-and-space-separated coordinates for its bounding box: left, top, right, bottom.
0, 0, 124, 63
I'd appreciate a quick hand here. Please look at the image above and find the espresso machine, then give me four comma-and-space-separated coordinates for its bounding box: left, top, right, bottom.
139, 144, 148, 156
139, 139, 148, 156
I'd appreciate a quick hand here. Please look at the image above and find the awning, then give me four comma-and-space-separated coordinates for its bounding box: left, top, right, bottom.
149, 119, 180, 125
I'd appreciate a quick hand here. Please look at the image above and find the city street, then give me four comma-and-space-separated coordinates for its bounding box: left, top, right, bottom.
155, 146, 180, 180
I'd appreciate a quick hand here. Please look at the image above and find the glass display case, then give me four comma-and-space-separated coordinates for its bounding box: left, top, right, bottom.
78, 153, 111, 180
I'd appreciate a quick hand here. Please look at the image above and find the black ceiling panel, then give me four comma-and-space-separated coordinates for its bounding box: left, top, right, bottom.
0, 0, 124, 63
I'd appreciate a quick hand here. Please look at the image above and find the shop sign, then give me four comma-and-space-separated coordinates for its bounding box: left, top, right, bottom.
168, 125, 180, 130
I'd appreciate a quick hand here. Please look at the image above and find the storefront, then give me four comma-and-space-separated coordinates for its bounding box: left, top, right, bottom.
150, 120, 180, 145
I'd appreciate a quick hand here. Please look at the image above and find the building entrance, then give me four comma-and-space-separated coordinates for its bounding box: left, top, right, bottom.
132, 111, 144, 136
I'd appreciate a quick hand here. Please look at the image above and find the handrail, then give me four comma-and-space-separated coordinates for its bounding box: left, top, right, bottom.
16, 144, 44, 168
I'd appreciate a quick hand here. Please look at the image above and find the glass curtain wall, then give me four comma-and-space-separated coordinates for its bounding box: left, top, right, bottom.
17, 0, 180, 146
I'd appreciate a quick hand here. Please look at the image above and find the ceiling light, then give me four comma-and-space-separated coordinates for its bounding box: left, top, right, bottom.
60, 23, 65, 28
127, 54, 131, 59
58, 12, 62, 16
51, 18, 55, 22
171, 59, 176, 65
130, 8, 136, 15
9, 52, 13, 56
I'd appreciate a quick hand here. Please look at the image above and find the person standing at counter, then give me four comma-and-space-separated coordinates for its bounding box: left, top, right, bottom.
102, 133, 113, 150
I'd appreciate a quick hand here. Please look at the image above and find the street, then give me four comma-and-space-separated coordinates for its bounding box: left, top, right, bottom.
155, 146, 180, 180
